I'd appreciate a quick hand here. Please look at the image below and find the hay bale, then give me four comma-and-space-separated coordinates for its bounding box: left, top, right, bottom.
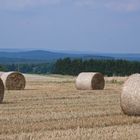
75, 72, 105, 90
0, 72, 4, 77
0, 71, 26, 90
0, 78, 4, 103
121, 74, 140, 115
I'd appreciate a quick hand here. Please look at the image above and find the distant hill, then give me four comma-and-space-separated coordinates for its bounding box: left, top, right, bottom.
98, 53, 140, 61
0, 50, 81, 60
0, 57, 46, 64
0, 50, 113, 64
0, 50, 139, 64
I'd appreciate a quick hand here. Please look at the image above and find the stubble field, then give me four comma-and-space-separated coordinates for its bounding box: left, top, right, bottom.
0, 74, 140, 140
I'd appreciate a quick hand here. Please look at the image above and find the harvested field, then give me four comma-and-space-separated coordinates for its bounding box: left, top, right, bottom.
0, 74, 140, 140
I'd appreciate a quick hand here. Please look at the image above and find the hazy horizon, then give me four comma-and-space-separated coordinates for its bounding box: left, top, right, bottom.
0, 0, 140, 53
0, 48, 140, 55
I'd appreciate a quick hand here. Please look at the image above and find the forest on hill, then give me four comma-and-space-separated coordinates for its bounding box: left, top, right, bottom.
0, 58, 140, 76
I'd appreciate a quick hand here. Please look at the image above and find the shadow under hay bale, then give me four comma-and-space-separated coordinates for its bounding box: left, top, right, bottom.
75, 72, 105, 90
121, 74, 140, 116
0, 78, 4, 103
0, 71, 26, 90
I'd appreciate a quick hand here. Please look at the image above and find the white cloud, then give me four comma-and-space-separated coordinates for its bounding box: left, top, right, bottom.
74, 0, 140, 12
75, 0, 95, 7
0, 0, 62, 10
0, 0, 140, 12
105, 0, 140, 12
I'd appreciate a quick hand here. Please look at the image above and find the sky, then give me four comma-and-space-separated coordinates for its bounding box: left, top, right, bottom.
0, 0, 140, 53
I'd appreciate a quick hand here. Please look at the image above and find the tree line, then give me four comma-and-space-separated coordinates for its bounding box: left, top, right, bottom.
0, 63, 54, 74
0, 58, 140, 76
53, 58, 140, 76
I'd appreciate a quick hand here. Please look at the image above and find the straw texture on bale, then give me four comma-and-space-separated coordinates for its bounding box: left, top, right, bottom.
0, 71, 26, 90
75, 72, 105, 90
0, 78, 4, 103
121, 74, 140, 115
0, 72, 4, 77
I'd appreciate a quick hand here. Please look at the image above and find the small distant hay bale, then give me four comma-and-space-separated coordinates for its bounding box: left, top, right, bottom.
121, 74, 140, 115
0, 78, 4, 103
0, 71, 26, 90
75, 72, 105, 90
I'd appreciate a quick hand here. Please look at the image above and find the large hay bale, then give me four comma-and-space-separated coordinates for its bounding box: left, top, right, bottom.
0, 71, 26, 90
0, 78, 4, 103
75, 72, 105, 90
0, 72, 4, 77
121, 74, 140, 115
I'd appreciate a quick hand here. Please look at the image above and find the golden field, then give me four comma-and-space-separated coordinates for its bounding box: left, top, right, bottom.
0, 74, 140, 140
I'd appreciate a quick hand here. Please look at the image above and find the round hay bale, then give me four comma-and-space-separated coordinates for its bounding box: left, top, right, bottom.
0, 72, 4, 77
0, 78, 4, 103
75, 72, 105, 90
121, 74, 140, 115
0, 71, 26, 90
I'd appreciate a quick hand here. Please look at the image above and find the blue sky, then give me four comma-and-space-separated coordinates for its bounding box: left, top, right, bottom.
0, 0, 140, 53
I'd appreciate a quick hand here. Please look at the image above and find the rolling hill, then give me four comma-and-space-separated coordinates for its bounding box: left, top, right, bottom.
0, 50, 113, 64
0, 50, 139, 64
